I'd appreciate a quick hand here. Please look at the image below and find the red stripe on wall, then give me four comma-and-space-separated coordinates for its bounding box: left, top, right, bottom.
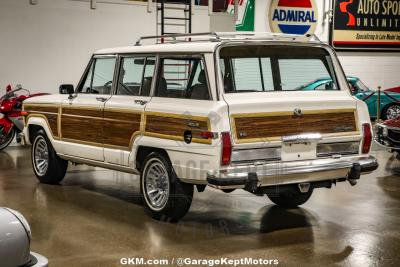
278, 0, 312, 8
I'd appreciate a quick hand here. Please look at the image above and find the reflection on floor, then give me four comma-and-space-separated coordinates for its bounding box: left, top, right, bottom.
0, 146, 399, 266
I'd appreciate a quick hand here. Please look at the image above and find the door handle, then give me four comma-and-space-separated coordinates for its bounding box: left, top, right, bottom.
96, 97, 108, 102
134, 99, 148, 105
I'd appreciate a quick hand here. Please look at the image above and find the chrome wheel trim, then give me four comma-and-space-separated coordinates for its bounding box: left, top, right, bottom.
386, 105, 400, 120
143, 158, 170, 211
33, 136, 49, 176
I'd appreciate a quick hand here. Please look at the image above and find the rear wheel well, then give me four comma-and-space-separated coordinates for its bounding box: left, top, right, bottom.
28, 125, 45, 143
136, 146, 170, 172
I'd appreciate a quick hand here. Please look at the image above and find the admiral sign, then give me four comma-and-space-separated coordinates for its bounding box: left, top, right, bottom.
331, 0, 400, 50
269, 0, 319, 35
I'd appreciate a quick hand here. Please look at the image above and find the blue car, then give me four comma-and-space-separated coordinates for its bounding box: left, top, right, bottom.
301, 76, 400, 120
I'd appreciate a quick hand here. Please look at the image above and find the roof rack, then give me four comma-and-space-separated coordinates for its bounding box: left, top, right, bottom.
134, 32, 323, 46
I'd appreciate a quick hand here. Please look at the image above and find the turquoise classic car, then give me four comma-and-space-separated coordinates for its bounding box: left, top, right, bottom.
301, 76, 400, 120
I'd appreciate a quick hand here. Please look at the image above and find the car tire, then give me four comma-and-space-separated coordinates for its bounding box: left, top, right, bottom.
383, 104, 400, 120
141, 152, 193, 222
266, 188, 313, 208
0, 127, 15, 151
32, 130, 68, 184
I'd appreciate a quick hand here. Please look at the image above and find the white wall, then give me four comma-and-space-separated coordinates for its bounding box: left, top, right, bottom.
1, 0, 399, 93
255, 0, 400, 90
0, 0, 209, 93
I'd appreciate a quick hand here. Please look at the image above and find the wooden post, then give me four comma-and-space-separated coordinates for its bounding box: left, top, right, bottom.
377, 86, 381, 122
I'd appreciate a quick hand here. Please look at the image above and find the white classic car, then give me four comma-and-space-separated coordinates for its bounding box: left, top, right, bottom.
0, 207, 48, 267
22, 32, 378, 222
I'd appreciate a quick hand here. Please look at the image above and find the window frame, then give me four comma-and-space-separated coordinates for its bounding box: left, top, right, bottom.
154, 54, 212, 100
76, 54, 118, 95
114, 54, 157, 97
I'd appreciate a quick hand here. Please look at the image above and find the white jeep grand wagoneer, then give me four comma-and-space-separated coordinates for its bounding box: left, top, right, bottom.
23, 32, 378, 222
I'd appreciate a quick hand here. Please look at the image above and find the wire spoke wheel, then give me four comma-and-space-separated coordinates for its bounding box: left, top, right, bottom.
386, 105, 400, 120
33, 136, 49, 176
144, 159, 170, 211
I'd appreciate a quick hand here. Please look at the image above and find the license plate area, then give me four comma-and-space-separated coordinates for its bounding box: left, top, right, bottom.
281, 133, 321, 162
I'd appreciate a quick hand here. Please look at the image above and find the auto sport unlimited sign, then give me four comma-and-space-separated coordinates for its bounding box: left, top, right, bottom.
269, 0, 318, 35
331, 0, 400, 50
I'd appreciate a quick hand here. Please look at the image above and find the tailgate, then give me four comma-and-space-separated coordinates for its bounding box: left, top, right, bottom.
225, 91, 359, 145
224, 91, 361, 163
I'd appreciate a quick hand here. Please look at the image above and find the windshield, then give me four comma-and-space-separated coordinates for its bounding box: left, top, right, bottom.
355, 79, 370, 92
219, 45, 339, 93
0, 88, 29, 101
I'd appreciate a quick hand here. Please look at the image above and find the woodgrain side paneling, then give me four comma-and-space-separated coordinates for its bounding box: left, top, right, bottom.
103, 110, 141, 149
24, 105, 58, 114
145, 113, 210, 144
61, 107, 103, 144
234, 111, 357, 142
62, 107, 102, 117
24, 105, 59, 138
45, 114, 59, 137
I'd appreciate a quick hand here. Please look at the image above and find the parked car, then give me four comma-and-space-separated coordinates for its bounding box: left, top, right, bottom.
0, 207, 48, 267
384, 86, 400, 94
301, 76, 400, 120
22, 32, 378, 222
375, 119, 400, 154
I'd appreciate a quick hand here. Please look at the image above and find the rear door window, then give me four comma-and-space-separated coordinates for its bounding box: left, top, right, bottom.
116, 56, 156, 96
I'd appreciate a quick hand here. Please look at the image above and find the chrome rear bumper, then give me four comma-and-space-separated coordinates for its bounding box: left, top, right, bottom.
207, 156, 378, 189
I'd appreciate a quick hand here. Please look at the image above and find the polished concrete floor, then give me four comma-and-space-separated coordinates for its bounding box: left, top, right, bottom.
0, 145, 400, 267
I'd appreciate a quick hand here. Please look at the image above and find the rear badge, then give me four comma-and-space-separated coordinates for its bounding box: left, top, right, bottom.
293, 108, 302, 117
239, 132, 247, 137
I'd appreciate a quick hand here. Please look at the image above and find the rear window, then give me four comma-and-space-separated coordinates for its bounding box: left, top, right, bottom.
219, 45, 339, 93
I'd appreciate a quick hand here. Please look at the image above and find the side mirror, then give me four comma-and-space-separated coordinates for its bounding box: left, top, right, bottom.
59, 84, 74, 95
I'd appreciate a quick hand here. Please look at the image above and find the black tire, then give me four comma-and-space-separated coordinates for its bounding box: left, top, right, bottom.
382, 104, 400, 120
31, 130, 68, 184
266, 188, 313, 208
141, 152, 193, 222
0, 127, 15, 151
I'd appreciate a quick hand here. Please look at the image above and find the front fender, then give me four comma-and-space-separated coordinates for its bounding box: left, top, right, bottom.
24, 116, 56, 146
0, 117, 14, 135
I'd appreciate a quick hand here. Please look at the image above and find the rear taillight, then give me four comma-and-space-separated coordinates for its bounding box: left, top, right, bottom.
221, 132, 232, 166
362, 123, 372, 154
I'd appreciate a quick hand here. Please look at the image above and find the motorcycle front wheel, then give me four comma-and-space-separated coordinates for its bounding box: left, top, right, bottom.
0, 127, 16, 151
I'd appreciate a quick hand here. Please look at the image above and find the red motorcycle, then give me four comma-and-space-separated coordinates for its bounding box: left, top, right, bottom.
0, 85, 48, 151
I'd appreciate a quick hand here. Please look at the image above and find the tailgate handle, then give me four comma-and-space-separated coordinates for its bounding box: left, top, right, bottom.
282, 133, 322, 143
187, 121, 200, 128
